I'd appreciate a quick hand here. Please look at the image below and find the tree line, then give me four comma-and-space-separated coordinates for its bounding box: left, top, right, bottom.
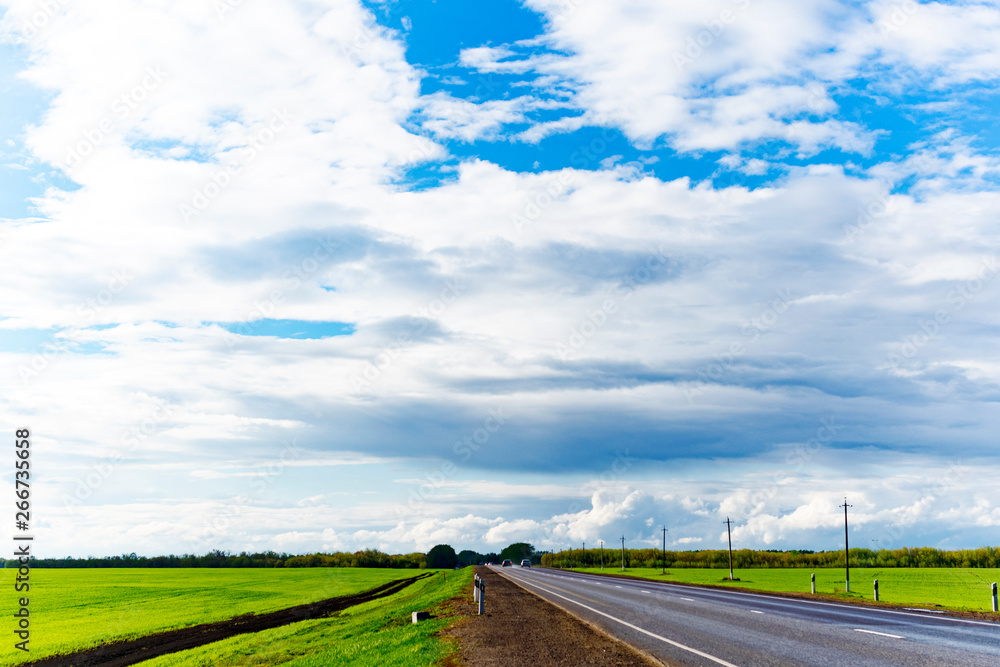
13, 543, 995, 570
1, 549, 426, 569
0, 542, 544, 569
541, 546, 1000, 569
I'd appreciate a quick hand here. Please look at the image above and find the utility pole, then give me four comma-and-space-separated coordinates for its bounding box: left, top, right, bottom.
621, 535, 626, 571
661, 525, 668, 575
600, 540, 604, 569
840, 497, 853, 592
723, 517, 734, 581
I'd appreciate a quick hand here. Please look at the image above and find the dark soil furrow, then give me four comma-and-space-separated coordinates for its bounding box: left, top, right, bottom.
26, 572, 433, 667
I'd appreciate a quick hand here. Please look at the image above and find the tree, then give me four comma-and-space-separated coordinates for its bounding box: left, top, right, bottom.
457, 550, 481, 566
500, 542, 536, 563
426, 544, 458, 569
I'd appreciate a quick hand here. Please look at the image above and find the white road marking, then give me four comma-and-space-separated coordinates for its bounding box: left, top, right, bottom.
642, 590, 651, 594
854, 629, 905, 639
681, 597, 695, 601
904, 608, 946, 614
751, 610, 763, 614
615, 585, 623, 589
501, 572, 739, 667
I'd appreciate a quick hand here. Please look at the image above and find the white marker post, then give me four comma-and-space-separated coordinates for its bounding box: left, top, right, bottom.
874, 579, 879, 602
474, 574, 479, 602
811, 573, 815, 594
478, 580, 485, 615
992, 582, 997, 613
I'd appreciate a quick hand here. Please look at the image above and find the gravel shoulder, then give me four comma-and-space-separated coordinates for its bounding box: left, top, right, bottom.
441, 566, 663, 666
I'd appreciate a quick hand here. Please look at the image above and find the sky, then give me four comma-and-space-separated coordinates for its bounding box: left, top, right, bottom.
1, 0, 999, 558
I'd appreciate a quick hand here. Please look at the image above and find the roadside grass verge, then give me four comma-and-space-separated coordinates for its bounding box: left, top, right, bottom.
0, 568, 422, 665
138, 568, 473, 666
565, 567, 1000, 612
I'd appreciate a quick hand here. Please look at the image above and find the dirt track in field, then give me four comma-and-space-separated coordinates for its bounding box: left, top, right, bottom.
441, 566, 662, 666
25, 572, 433, 667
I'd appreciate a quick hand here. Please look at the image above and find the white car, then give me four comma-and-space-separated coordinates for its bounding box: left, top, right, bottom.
520, 559, 531, 567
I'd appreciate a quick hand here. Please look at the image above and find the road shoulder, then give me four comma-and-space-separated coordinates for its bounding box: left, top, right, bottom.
440, 566, 663, 666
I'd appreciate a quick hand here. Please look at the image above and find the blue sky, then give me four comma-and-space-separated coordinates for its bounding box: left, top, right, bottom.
2, 0, 1000, 557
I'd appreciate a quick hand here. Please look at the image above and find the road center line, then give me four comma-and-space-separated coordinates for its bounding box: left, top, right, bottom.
680, 597, 694, 601
501, 572, 739, 667
854, 629, 905, 639
751, 610, 763, 614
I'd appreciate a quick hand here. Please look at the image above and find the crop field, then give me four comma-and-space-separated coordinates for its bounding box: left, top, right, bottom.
569, 566, 1000, 612
0, 567, 470, 665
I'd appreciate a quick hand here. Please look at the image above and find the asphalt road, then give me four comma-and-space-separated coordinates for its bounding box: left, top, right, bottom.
492, 566, 1000, 666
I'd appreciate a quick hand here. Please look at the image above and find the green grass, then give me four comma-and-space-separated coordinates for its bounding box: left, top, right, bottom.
0, 567, 429, 665
566, 566, 1000, 612
138, 568, 472, 666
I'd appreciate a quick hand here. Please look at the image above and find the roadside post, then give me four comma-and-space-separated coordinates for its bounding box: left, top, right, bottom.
992, 583, 997, 612
811, 573, 815, 594
874, 579, 879, 602
474, 574, 479, 603
478, 580, 485, 615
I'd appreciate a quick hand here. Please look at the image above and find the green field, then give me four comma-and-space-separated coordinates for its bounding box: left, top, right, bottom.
567, 566, 1000, 612
0, 567, 471, 665
140, 568, 471, 666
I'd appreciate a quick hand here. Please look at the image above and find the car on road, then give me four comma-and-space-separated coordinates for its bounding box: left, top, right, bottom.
520, 559, 531, 567
501, 559, 513, 567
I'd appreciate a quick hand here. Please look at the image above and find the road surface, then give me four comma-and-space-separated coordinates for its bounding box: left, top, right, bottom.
493, 566, 1000, 666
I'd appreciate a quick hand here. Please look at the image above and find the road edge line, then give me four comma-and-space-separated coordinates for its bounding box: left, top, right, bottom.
495, 568, 738, 667
489, 568, 668, 666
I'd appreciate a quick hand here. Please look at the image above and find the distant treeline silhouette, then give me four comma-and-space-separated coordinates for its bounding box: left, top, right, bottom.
1, 549, 427, 569
10, 545, 1000, 569
542, 546, 1000, 569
